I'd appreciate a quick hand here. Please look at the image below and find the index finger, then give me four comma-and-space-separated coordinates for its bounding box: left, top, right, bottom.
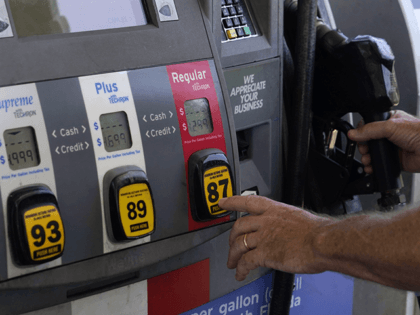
219, 195, 277, 215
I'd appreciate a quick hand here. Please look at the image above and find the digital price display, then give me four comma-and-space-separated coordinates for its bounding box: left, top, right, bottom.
4, 127, 40, 171
184, 98, 214, 137
100, 111, 133, 152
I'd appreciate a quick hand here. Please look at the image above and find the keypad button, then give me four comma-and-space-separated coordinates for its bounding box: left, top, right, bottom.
229, 6, 237, 15
243, 26, 252, 36
227, 29, 238, 39
236, 6, 244, 14
236, 28, 245, 37
226, 0, 233, 4
224, 18, 234, 28
222, 8, 229, 17
233, 17, 241, 27
233, 0, 240, 3
221, 0, 226, 5
240, 16, 247, 25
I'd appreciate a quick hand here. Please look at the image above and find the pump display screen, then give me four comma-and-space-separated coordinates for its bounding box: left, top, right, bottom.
9, 0, 148, 37
100, 111, 133, 152
4, 127, 40, 171
184, 98, 214, 137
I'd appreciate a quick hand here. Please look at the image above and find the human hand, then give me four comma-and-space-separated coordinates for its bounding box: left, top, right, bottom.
219, 195, 330, 281
348, 110, 420, 173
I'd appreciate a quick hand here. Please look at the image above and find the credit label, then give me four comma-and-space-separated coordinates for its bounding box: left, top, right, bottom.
119, 183, 154, 238
203, 166, 233, 216
24, 205, 65, 262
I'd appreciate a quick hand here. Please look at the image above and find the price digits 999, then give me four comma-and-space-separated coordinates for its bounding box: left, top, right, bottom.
8, 150, 35, 166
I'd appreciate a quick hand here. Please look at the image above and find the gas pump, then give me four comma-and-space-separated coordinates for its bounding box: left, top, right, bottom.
0, 0, 418, 314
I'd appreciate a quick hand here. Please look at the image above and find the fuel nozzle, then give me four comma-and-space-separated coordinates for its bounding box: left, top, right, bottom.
315, 18, 348, 52
312, 19, 405, 211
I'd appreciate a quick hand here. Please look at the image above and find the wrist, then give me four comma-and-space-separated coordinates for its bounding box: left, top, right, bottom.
310, 218, 340, 273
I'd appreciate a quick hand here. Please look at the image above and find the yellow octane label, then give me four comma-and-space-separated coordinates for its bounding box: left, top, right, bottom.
119, 183, 155, 238
24, 205, 65, 262
203, 166, 233, 216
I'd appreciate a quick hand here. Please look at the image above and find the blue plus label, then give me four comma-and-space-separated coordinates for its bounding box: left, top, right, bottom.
95, 82, 119, 95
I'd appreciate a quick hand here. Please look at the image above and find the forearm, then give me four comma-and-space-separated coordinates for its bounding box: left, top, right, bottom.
313, 206, 420, 291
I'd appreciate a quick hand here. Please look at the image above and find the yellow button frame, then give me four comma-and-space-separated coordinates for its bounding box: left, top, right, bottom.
203, 165, 233, 216
118, 183, 155, 238
24, 205, 65, 262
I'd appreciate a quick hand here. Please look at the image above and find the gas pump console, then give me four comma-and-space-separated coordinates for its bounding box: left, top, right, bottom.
0, 0, 283, 314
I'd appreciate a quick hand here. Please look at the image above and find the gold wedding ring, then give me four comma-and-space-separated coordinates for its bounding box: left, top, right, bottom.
243, 233, 250, 251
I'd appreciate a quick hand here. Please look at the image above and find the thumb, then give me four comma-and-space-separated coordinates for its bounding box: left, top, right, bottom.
348, 120, 394, 142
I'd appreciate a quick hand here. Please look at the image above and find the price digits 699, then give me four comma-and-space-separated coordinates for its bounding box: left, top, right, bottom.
103, 132, 128, 149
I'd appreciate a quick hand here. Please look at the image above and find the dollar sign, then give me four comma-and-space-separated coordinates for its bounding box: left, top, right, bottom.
183, 123, 187, 131
0, 156, 5, 165
97, 138, 102, 147
0, 139, 2, 147
180, 108, 184, 116
94, 122, 99, 131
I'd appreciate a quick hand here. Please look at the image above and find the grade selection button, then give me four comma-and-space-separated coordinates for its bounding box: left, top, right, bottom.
106, 168, 155, 241
189, 149, 234, 222
203, 165, 233, 216
119, 183, 154, 238
8, 186, 65, 265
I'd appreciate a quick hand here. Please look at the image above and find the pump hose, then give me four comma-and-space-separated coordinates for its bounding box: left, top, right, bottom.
269, 0, 317, 314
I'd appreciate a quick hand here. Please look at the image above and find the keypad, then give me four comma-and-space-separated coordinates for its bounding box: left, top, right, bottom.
221, 0, 257, 42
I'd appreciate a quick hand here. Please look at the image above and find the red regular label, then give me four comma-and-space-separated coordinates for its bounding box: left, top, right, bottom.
167, 61, 230, 231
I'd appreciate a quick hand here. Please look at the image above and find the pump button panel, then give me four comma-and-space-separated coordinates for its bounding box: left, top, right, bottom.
8, 186, 65, 266
106, 168, 155, 242
221, 0, 257, 42
189, 149, 234, 222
